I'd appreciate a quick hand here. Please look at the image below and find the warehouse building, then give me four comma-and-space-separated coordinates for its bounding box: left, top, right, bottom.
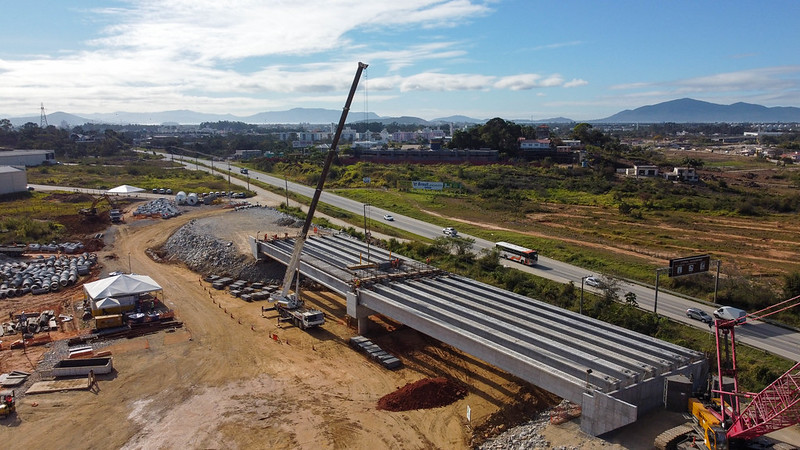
0, 166, 27, 195
0, 149, 56, 166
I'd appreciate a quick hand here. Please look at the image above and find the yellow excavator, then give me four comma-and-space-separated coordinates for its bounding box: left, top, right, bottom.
79, 194, 122, 222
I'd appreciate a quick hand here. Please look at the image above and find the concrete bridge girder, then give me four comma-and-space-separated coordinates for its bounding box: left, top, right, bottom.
249, 234, 706, 437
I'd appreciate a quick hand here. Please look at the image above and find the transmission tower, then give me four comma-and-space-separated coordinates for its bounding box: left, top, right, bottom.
40, 103, 48, 128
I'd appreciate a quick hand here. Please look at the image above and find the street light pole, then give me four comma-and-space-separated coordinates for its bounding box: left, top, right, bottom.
284, 173, 290, 208
363, 203, 371, 262
654, 267, 669, 315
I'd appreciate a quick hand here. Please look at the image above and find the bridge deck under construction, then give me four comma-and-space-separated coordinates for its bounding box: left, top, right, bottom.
250, 232, 705, 436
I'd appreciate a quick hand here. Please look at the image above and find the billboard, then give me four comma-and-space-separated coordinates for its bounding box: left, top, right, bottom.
412, 181, 444, 191
669, 254, 710, 277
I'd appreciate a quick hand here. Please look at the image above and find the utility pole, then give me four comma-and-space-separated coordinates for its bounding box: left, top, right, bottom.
363, 203, 371, 262
284, 173, 290, 208
654, 268, 669, 315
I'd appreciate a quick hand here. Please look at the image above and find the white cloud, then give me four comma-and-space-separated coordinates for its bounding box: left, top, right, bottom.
0, 0, 588, 117
563, 78, 588, 88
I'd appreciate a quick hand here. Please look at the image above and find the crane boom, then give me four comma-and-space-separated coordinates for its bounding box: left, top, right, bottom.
277, 62, 368, 300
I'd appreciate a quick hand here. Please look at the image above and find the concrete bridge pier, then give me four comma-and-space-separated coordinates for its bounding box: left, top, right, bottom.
346, 291, 376, 334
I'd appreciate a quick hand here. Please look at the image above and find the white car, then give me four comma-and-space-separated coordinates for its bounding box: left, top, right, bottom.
383, 214, 394, 221
442, 227, 457, 236
713, 306, 747, 324
584, 276, 602, 288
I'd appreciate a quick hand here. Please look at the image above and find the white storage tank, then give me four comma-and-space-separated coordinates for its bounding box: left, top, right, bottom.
186, 192, 199, 206
175, 191, 187, 204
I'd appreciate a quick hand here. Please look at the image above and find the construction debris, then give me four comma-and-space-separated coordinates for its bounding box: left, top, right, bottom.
0, 371, 31, 387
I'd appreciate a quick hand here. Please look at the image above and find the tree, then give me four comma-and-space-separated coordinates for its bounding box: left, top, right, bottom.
783, 272, 800, 299
624, 292, 638, 307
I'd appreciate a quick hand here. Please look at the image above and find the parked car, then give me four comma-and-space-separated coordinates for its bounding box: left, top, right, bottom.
686, 307, 713, 323
584, 276, 602, 288
383, 214, 394, 221
442, 227, 457, 236
713, 306, 747, 324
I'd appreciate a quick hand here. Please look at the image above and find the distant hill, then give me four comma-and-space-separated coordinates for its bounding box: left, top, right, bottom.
243, 108, 381, 124
510, 117, 575, 124
8, 111, 95, 128
431, 115, 485, 124
596, 98, 800, 123
6, 98, 799, 127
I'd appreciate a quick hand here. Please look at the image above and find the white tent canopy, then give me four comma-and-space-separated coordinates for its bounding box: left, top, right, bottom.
107, 184, 145, 194
95, 297, 121, 309
84, 274, 162, 300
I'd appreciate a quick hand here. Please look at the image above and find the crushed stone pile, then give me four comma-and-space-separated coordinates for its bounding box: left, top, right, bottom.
377, 377, 467, 411
476, 411, 552, 450
161, 218, 282, 282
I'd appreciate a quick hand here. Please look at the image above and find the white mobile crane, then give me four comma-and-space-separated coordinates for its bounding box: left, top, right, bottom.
268, 62, 369, 329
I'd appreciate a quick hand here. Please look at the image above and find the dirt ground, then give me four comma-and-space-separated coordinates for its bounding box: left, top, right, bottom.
2, 196, 799, 448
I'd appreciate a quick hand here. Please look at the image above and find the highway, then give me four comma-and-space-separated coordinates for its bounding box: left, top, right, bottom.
146, 152, 800, 361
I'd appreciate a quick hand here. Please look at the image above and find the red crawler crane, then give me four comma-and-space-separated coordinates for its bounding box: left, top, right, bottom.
714, 295, 800, 442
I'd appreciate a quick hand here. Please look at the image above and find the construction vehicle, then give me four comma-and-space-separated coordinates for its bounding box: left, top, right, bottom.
79, 194, 121, 221
655, 295, 800, 449
264, 271, 326, 329
0, 389, 16, 418
267, 61, 368, 329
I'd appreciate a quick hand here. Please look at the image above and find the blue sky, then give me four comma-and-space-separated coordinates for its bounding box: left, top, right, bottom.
1, 0, 799, 121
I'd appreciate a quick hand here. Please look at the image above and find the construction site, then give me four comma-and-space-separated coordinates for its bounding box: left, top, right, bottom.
2, 64, 800, 449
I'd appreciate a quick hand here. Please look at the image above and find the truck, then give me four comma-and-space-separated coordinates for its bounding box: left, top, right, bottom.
109, 209, 123, 223
265, 295, 325, 330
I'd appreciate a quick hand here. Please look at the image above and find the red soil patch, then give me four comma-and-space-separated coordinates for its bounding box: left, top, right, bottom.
377, 377, 468, 411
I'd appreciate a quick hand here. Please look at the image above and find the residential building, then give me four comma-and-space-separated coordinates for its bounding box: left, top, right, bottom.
664, 167, 699, 182
625, 165, 659, 178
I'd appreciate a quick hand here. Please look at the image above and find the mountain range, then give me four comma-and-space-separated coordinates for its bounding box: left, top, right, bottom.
4, 98, 800, 127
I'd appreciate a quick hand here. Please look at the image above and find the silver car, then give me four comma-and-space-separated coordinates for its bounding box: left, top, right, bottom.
686, 307, 713, 323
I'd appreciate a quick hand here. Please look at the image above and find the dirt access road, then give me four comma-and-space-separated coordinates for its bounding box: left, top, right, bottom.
5, 205, 601, 449
5, 200, 800, 448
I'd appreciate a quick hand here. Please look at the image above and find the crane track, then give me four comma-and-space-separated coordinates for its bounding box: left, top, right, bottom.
654, 423, 694, 450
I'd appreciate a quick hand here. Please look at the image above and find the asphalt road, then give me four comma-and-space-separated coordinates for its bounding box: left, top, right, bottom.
81, 153, 800, 362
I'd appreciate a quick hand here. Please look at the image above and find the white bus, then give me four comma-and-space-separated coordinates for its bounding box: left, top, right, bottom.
496, 242, 538, 266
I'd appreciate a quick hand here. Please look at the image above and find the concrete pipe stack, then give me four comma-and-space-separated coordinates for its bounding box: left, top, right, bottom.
0, 251, 97, 297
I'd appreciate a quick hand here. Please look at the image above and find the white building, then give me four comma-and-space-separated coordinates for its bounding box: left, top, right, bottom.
0, 149, 56, 166
0, 166, 28, 195
664, 167, 699, 182
625, 165, 659, 178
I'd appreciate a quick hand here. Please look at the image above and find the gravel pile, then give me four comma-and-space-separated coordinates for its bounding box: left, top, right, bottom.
477, 411, 552, 449
159, 207, 303, 282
